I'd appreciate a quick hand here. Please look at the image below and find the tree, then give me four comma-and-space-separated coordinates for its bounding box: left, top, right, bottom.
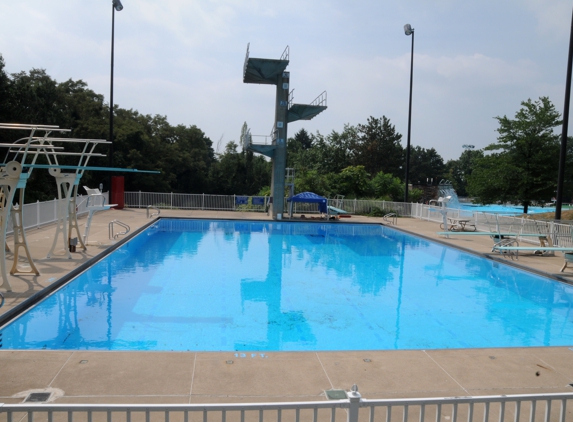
355, 116, 404, 177
408, 146, 446, 186
370, 171, 403, 201
335, 166, 372, 198
0, 55, 11, 124
445, 149, 484, 197
467, 97, 561, 213
313, 126, 357, 174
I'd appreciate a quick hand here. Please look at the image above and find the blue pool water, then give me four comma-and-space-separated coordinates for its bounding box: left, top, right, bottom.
1, 219, 573, 351
458, 204, 556, 215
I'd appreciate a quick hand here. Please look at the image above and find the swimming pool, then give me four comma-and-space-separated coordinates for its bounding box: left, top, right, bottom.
458, 204, 556, 215
1, 219, 572, 351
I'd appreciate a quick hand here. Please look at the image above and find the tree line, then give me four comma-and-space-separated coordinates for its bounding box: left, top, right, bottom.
1, 54, 571, 211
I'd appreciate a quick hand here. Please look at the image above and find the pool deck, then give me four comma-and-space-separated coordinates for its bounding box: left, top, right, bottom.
1, 209, 573, 404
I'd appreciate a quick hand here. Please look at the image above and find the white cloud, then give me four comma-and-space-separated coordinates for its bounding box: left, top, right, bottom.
1, 0, 572, 162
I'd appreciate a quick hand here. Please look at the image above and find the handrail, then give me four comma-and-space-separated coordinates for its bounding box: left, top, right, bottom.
383, 213, 397, 225
146, 205, 160, 218
280, 45, 289, 61
108, 220, 130, 240
310, 90, 327, 107
0, 291, 4, 308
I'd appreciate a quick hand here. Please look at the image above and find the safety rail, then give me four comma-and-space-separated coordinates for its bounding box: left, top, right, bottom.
280, 44, 290, 61
146, 205, 160, 218
242, 42, 250, 80
108, 220, 130, 240
383, 213, 397, 225
310, 90, 327, 107
1, 390, 573, 422
288, 88, 295, 108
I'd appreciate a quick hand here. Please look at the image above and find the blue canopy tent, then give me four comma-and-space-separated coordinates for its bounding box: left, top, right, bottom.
286, 192, 328, 218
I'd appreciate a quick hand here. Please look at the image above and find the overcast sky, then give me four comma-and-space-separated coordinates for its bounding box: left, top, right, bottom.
1, 0, 572, 161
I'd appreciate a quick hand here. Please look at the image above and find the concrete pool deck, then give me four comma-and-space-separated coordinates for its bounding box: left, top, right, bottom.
1, 209, 573, 404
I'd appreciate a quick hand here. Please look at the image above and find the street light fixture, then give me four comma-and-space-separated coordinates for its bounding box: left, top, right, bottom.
403, 24, 414, 203
109, 0, 123, 174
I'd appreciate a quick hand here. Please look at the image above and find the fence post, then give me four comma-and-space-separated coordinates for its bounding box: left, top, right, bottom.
139, 191, 141, 209
550, 221, 556, 245
202, 193, 205, 210
347, 385, 361, 422
36, 200, 40, 228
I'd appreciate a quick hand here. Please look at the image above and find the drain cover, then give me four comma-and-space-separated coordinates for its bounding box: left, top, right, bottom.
325, 389, 347, 400
25, 392, 51, 402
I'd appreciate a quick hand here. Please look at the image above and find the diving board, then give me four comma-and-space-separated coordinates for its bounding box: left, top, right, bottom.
328, 205, 350, 219
493, 245, 573, 271
0, 123, 74, 290
0, 123, 160, 291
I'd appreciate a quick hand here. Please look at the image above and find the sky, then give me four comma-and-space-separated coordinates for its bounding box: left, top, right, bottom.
1, 0, 572, 161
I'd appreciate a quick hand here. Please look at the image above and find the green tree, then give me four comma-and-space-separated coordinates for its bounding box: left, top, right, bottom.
355, 116, 404, 177
408, 146, 446, 185
370, 171, 404, 201
0, 55, 11, 124
445, 149, 484, 197
313, 126, 357, 174
335, 165, 372, 198
467, 97, 561, 213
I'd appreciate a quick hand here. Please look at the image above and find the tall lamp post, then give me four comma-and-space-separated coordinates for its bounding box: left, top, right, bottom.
404, 24, 414, 203
556, 7, 573, 220
109, 0, 123, 176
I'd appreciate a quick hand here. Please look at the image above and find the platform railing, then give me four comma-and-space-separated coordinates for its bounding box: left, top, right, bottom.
1, 390, 572, 422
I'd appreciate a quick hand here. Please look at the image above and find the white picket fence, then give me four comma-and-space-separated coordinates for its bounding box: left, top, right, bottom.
1, 390, 572, 422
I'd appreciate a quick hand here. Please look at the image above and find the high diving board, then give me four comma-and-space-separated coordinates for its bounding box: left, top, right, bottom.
22, 164, 160, 173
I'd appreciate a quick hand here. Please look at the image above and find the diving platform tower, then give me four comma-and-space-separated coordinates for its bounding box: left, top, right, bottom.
242, 44, 327, 219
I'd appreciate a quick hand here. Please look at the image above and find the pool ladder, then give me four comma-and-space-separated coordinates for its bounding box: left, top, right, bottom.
109, 220, 130, 240
383, 213, 397, 225
147, 205, 160, 218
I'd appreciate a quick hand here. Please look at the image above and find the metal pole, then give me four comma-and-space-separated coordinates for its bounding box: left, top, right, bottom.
404, 29, 414, 203
109, 3, 116, 193
556, 7, 573, 220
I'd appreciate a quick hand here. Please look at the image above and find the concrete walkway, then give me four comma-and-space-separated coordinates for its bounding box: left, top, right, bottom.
1, 209, 573, 404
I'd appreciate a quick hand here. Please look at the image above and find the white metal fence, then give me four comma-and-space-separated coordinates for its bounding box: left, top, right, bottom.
411, 203, 573, 248
123, 192, 410, 216
1, 391, 572, 422
6, 193, 106, 235
11, 192, 573, 249
123, 192, 573, 247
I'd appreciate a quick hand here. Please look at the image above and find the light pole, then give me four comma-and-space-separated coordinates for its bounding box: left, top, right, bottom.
556, 7, 573, 220
109, 0, 123, 176
403, 23, 414, 203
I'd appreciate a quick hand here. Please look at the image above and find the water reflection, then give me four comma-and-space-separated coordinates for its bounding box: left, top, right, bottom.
240, 225, 315, 350
2, 219, 573, 351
